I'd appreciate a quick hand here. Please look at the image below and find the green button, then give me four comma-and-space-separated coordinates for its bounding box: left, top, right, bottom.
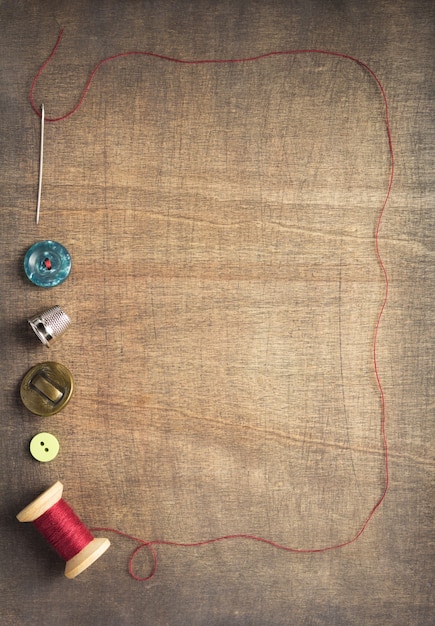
30, 432, 60, 462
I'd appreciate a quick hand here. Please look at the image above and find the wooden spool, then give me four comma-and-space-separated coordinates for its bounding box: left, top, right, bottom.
17, 481, 110, 579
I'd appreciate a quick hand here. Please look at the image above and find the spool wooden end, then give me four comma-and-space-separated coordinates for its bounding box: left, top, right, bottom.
17, 481, 110, 579
17, 481, 64, 522
64, 537, 110, 579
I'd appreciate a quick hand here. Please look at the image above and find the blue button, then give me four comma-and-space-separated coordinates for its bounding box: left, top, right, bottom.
24, 241, 71, 288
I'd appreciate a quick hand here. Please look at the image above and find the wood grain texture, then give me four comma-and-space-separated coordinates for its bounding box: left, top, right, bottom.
1, 1, 433, 624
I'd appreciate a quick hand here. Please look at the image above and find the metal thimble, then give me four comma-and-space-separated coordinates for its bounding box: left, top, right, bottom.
28, 305, 71, 347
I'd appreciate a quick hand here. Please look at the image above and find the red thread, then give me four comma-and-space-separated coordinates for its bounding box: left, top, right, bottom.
43, 258, 52, 270
34, 30, 394, 580
33, 499, 94, 561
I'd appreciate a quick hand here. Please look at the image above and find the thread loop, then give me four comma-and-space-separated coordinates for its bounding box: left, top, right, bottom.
23, 29, 395, 582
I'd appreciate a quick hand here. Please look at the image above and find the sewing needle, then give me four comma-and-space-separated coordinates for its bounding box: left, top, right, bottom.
36, 103, 45, 225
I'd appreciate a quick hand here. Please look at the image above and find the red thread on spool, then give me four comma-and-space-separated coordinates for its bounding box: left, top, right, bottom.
30, 31, 394, 581
17, 482, 110, 578
33, 498, 94, 561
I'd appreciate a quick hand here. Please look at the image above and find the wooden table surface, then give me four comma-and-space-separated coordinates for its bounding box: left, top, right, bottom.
1, 1, 433, 624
